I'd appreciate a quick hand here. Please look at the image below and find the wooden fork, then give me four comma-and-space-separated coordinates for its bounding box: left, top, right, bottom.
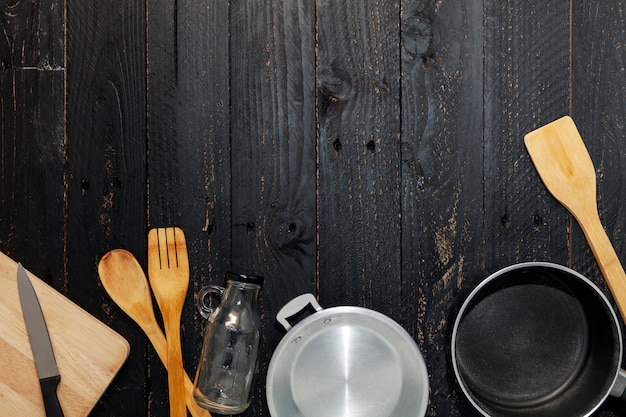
148, 227, 189, 417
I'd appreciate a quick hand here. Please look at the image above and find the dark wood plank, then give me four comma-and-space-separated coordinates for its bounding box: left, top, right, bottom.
0, 0, 65, 281
146, 0, 232, 414
0, 68, 65, 285
317, 0, 402, 320
468, 1, 571, 415
172, 1, 233, 408
229, 1, 316, 414
400, 1, 484, 415
144, 0, 179, 411
6, 0, 626, 416
571, 4, 626, 415
65, 0, 148, 415
571, 1, 626, 279
0, 0, 64, 69
483, 0, 571, 270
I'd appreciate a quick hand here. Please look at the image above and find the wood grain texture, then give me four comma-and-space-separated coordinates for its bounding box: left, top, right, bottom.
0, 68, 65, 283
571, 1, 626, 292
400, 1, 483, 415
0, 0, 65, 284
146, 0, 231, 413
65, 0, 148, 415
0, 252, 129, 417
229, 1, 316, 411
570, 7, 626, 415
483, 0, 571, 270
0, 0, 64, 69
317, 0, 402, 320
3, 0, 626, 415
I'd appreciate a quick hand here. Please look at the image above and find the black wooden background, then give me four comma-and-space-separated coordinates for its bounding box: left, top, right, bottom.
2, 0, 626, 416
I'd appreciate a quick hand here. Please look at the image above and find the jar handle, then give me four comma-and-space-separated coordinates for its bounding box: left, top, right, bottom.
276, 293, 322, 331
197, 285, 225, 319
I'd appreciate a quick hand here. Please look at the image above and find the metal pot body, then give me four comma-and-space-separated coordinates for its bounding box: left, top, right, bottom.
451, 262, 623, 417
267, 293, 429, 417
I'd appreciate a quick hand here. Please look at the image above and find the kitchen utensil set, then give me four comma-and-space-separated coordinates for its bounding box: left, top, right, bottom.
93, 116, 626, 417
98, 228, 210, 417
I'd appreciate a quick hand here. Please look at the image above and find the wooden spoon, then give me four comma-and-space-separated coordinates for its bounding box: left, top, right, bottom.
525, 116, 626, 320
98, 249, 211, 417
148, 227, 189, 417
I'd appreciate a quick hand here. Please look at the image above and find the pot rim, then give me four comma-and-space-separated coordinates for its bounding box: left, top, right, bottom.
451, 261, 623, 417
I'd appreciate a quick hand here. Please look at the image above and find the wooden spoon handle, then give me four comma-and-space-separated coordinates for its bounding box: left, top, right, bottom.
142, 322, 211, 417
576, 209, 626, 320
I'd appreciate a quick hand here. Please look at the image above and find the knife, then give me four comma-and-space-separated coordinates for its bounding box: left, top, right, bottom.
17, 263, 65, 417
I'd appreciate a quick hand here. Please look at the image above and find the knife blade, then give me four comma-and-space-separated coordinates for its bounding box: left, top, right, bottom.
17, 263, 65, 417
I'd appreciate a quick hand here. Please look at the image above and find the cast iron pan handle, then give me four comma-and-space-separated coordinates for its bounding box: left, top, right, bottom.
276, 293, 322, 331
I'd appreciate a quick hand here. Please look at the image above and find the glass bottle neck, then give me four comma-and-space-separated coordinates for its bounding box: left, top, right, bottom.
224, 280, 261, 302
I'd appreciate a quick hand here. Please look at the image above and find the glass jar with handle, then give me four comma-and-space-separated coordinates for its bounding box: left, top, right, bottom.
192, 272, 264, 414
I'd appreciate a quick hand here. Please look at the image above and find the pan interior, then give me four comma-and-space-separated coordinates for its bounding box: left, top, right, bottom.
454, 271, 589, 408
291, 324, 402, 417
266, 307, 429, 417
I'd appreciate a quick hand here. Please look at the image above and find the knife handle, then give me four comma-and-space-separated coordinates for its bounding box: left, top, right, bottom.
40, 375, 64, 417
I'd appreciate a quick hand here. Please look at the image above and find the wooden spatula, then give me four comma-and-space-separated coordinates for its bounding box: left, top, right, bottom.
148, 227, 189, 417
525, 116, 626, 320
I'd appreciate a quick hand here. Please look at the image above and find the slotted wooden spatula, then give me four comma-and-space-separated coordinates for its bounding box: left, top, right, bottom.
148, 227, 189, 417
525, 116, 626, 321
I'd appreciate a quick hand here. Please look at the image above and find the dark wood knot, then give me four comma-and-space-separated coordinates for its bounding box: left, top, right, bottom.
402, 15, 434, 62
318, 65, 353, 115
269, 217, 308, 250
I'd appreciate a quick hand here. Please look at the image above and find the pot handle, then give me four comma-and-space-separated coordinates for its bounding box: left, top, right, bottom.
611, 369, 626, 399
277, 293, 322, 331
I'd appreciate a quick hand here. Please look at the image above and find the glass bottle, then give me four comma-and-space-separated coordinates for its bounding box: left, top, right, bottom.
192, 272, 264, 414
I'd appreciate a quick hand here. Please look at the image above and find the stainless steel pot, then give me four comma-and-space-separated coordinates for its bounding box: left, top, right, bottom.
452, 262, 626, 417
266, 293, 429, 417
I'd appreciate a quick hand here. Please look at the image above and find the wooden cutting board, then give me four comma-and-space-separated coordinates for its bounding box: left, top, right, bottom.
0, 251, 130, 416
